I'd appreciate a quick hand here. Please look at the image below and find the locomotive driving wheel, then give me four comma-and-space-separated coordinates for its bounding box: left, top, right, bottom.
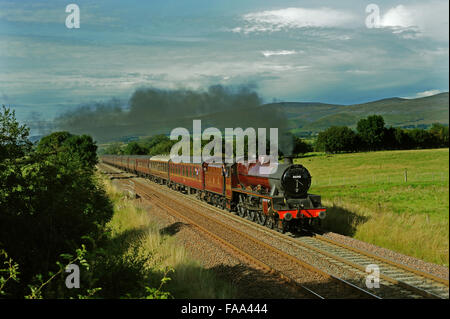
237, 195, 246, 217
219, 198, 226, 210
255, 211, 267, 226
247, 210, 256, 221
265, 216, 275, 229
237, 205, 247, 218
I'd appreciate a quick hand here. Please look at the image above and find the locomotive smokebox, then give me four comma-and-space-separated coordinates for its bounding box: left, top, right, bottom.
284, 156, 294, 165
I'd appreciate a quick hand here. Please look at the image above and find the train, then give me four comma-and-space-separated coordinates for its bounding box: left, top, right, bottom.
100, 154, 326, 233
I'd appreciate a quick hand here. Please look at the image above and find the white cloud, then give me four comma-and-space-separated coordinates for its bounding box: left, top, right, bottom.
261, 50, 298, 57
403, 90, 442, 99
380, 5, 415, 28
415, 89, 442, 98
379, 2, 449, 41
235, 7, 356, 33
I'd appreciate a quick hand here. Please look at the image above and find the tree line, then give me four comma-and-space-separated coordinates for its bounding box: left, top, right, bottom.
100, 133, 313, 158
315, 115, 449, 154
100, 116, 448, 159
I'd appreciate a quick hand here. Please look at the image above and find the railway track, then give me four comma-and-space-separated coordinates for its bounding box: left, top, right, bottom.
171, 191, 449, 299
298, 235, 449, 299
99, 163, 449, 299
100, 164, 377, 299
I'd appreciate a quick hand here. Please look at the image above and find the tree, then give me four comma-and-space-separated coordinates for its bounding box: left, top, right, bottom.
429, 123, 449, 147
0, 105, 32, 162
123, 141, 147, 155
393, 128, 414, 150
36, 131, 98, 170
102, 142, 123, 155
292, 136, 313, 156
356, 115, 386, 151
316, 126, 359, 153
407, 129, 436, 149
0, 118, 112, 297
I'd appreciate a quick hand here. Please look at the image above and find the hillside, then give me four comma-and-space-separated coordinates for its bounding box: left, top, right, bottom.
265, 92, 449, 134
78, 92, 448, 143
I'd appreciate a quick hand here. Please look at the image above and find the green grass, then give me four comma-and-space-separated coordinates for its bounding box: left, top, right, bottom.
295, 148, 449, 266
98, 179, 236, 298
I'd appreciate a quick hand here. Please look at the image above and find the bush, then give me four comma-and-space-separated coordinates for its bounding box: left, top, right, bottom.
316, 126, 359, 153
123, 141, 147, 155
293, 136, 313, 156
0, 108, 113, 297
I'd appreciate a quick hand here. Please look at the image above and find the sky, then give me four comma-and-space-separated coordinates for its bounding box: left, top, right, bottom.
0, 0, 448, 134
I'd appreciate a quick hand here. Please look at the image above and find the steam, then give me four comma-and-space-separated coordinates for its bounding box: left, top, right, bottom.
55, 85, 293, 154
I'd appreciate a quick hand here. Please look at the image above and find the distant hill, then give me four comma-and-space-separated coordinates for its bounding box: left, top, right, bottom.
92, 92, 448, 143
263, 92, 449, 135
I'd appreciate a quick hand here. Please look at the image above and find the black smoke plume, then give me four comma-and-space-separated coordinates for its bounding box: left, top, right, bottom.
55, 85, 293, 154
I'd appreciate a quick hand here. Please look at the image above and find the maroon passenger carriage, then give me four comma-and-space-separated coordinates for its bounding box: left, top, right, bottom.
101, 154, 326, 233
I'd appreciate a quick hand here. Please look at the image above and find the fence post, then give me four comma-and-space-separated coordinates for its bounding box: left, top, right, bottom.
404, 168, 407, 183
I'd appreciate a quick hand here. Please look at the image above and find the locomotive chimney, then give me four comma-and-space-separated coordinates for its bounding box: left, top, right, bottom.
284, 155, 294, 165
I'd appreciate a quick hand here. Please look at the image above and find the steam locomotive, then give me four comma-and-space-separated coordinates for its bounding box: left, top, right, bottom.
101, 155, 326, 233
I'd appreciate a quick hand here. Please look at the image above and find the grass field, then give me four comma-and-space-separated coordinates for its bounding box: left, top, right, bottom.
295, 148, 449, 266
100, 179, 235, 298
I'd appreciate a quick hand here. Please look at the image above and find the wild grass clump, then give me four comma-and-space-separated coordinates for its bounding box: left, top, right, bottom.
95, 179, 235, 298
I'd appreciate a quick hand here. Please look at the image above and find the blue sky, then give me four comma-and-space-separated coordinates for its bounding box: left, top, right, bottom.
0, 0, 448, 134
